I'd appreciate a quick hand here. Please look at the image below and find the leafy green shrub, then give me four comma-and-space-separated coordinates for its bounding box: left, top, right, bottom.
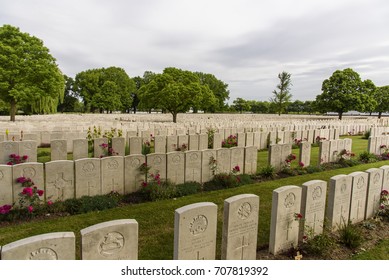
63, 194, 120, 215
358, 151, 379, 163
301, 223, 336, 257
203, 173, 239, 191
338, 221, 364, 249
258, 165, 275, 179
362, 130, 371, 139
176, 182, 202, 197
37, 150, 50, 157
138, 180, 176, 201
304, 165, 324, 174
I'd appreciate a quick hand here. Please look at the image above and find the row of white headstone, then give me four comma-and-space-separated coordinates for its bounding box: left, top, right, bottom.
368, 135, 389, 154
2, 163, 388, 260
269, 165, 389, 255
0, 193, 259, 260
0, 147, 258, 206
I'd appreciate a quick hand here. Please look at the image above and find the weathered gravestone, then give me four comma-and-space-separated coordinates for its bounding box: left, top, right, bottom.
112, 137, 125, 156
0, 141, 19, 164
319, 140, 330, 164
230, 147, 244, 173
19, 140, 37, 162
269, 185, 302, 255
51, 140, 67, 161
0, 165, 13, 205
328, 140, 339, 162
244, 146, 258, 175
1, 232, 75, 260
201, 150, 216, 183
166, 135, 178, 152
12, 162, 44, 205
129, 137, 142, 155
185, 151, 202, 183
154, 135, 167, 153
94, 138, 108, 158
349, 171, 368, 224
75, 158, 101, 198
73, 139, 89, 160
167, 152, 185, 184
45, 160, 75, 202
365, 168, 384, 219
146, 153, 167, 181
300, 180, 327, 240
101, 156, 124, 195
189, 134, 199, 150
380, 165, 389, 190
198, 134, 208, 150
174, 202, 217, 260
216, 148, 231, 174
268, 144, 282, 170
299, 141, 311, 167
213, 133, 222, 149
221, 194, 259, 260
124, 155, 146, 194
80, 219, 138, 260
326, 174, 352, 231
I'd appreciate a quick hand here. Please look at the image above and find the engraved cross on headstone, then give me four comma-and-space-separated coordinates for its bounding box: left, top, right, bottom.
87, 181, 98, 196
50, 172, 72, 201
107, 178, 119, 192
236, 235, 250, 260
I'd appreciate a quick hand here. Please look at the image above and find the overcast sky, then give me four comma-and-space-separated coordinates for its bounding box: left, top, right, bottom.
1, 0, 389, 102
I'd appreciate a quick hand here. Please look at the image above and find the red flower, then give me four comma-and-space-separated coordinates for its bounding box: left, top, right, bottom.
17, 176, 27, 183
22, 155, 28, 160
22, 187, 33, 197
27, 205, 34, 213
233, 165, 240, 172
381, 190, 388, 196
47, 200, 53, 206
298, 162, 305, 167
37, 189, 44, 196
7, 162, 13, 165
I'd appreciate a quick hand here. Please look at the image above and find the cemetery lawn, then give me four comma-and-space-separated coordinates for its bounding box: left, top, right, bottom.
1, 159, 388, 260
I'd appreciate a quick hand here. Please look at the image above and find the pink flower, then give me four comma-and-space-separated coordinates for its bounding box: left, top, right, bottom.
6, 162, 13, 165
22, 187, 33, 197
141, 181, 148, 187
0, 204, 12, 214
27, 205, 33, 213
22, 155, 28, 160
299, 162, 305, 167
233, 165, 240, 172
17, 176, 27, 183
37, 189, 44, 196
381, 190, 388, 196
47, 200, 53, 206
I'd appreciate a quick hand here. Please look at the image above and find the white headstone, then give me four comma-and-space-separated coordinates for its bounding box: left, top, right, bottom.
101, 156, 124, 195
81, 219, 138, 260
349, 171, 368, 223
201, 150, 216, 183
380, 165, 389, 191
111, 137, 125, 156
221, 194, 259, 260
45, 160, 75, 202
166, 152, 185, 184
51, 140, 67, 161
75, 158, 101, 198
269, 185, 302, 255
0, 165, 13, 205
216, 148, 231, 174
154, 135, 166, 153
230, 147, 244, 174
326, 174, 352, 231
19, 140, 37, 162
124, 155, 146, 194
94, 138, 108, 158
365, 168, 384, 219
146, 153, 167, 181
174, 202, 217, 260
129, 137, 142, 155
73, 139, 89, 160
244, 146, 258, 175
299, 141, 311, 167
300, 180, 327, 239
1, 232, 75, 260
185, 151, 202, 183
12, 162, 44, 205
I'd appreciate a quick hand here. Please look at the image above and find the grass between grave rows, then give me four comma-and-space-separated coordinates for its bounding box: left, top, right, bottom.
0, 159, 388, 260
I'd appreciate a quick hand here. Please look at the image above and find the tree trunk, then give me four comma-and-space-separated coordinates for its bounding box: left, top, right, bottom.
10, 100, 16, 122
338, 112, 343, 120
378, 112, 382, 119
172, 112, 177, 123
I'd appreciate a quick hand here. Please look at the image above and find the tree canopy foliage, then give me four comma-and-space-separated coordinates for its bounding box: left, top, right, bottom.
138, 67, 219, 122
73, 67, 135, 113
315, 68, 376, 120
270, 71, 293, 116
0, 24, 65, 121
374, 85, 389, 118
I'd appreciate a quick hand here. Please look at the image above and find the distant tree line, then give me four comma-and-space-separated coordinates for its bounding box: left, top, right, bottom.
1, 24, 389, 122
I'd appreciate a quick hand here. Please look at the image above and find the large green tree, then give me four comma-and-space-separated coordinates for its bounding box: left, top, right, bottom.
57, 75, 81, 113
270, 71, 292, 116
195, 72, 229, 112
315, 68, 375, 120
73, 67, 135, 113
232, 97, 250, 113
374, 86, 389, 118
0, 24, 65, 121
138, 67, 216, 122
